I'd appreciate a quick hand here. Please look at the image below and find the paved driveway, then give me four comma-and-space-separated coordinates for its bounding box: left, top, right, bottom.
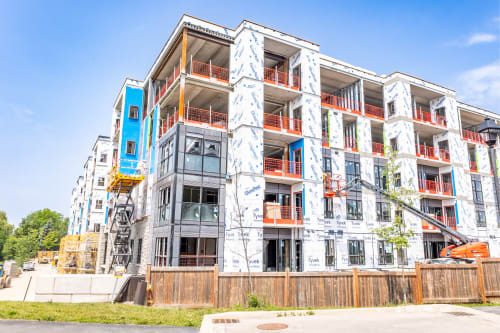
0, 320, 197, 333
475, 306, 500, 315
0, 263, 54, 301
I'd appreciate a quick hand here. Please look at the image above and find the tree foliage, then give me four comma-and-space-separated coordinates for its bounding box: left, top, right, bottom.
0, 211, 14, 261
2, 209, 68, 265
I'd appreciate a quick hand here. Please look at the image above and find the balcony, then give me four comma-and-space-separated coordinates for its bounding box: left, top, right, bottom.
113, 120, 121, 141
365, 104, 385, 120
462, 129, 485, 144
344, 136, 358, 151
263, 158, 302, 179
263, 204, 302, 225
418, 179, 453, 196
184, 106, 227, 130
372, 142, 385, 156
415, 144, 450, 163
159, 112, 179, 138
413, 109, 447, 129
191, 60, 229, 83
263, 67, 300, 90
156, 64, 181, 105
321, 92, 362, 115
322, 132, 329, 147
436, 216, 457, 229
263, 113, 302, 136
470, 160, 478, 172
179, 255, 217, 266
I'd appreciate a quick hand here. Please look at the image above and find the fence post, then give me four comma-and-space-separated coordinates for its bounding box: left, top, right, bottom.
414, 262, 423, 304
213, 264, 219, 308
353, 268, 360, 307
476, 258, 487, 304
284, 268, 290, 307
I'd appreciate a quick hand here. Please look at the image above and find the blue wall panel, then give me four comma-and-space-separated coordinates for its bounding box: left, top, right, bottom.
120, 86, 144, 175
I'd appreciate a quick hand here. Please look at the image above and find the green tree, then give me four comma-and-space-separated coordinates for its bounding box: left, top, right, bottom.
0, 211, 14, 261
373, 148, 418, 303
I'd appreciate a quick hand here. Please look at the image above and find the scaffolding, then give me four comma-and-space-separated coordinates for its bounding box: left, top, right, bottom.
77, 233, 99, 273
56, 235, 80, 274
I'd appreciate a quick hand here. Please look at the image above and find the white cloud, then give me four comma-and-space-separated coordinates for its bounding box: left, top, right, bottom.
466, 33, 497, 45
456, 60, 500, 112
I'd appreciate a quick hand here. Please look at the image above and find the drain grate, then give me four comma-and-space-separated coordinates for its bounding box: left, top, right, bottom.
445, 312, 475, 317
212, 318, 240, 324
257, 323, 289, 330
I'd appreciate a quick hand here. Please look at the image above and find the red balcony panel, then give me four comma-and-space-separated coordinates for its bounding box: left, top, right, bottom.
322, 132, 329, 147
263, 113, 302, 135
439, 149, 450, 162
114, 120, 121, 137
184, 106, 227, 129
263, 157, 302, 179
365, 104, 385, 120
462, 129, 485, 144
291, 74, 301, 90
436, 216, 457, 229
321, 92, 362, 114
470, 161, 478, 172
264, 67, 288, 86
418, 179, 453, 196
263, 204, 303, 225
372, 142, 384, 155
436, 115, 447, 128
192, 60, 229, 83
344, 136, 358, 151
413, 109, 435, 125
415, 144, 438, 160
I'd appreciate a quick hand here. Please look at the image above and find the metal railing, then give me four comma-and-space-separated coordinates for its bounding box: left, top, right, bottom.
321, 92, 362, 113
159, 112, 179, 138
156, 64, 181, 105
413, 109, 433, 124
462, 129, 485, 144
470, 160, 478, 172
191, 60, 229, 83
263, 113, 302, 135
436, 216, 457, 229
439, 148, 450, 161
435, 115, 447, 128
344, 136, 358, 150
372, 142, 384, 155
263, 157, 302, 178
263, 67, 300, 90
418, 179, 453, 195
365, 104, 385, 119
184, 105, 228, 129
322, 132, 329, 146
263, 204, 302, 225
415, 144, 437, 159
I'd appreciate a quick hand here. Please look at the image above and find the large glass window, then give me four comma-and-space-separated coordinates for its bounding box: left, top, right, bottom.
374, 165, 387, 190
184, 137, 221, 173
323, 157, 332, 173
158, 187, 170, 225
476, 210, 486, 227
325, 239, 335, 266
160, 139, 175, 176
345, 160, 360, 189
472, 179, 484, 203
348, 240, 365, 265
184, 137, 202, 171
179, 237, 217, 266
154, 237, 168, 267
203, 141, 220, 173
376, 202, 391, 222
347, 199, 362, 220
181, 186, 218, 222
378, 241, 393, 265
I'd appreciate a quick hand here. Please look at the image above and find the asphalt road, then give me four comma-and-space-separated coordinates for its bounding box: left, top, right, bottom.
475, 306, 500, 315
0, 320, 198, 333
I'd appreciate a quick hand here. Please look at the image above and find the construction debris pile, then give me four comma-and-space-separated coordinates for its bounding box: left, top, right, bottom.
57, 233, 99, 274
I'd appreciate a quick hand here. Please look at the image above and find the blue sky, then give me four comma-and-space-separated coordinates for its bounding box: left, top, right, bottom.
0, 0, 499, 226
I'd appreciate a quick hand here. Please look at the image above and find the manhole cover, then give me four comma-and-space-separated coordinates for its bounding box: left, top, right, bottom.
212, 318, 240, 324
445, 312, 474, 317
257, 323, 289, 330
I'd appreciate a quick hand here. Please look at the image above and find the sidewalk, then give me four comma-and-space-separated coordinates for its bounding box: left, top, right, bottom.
200, 304, 500, 333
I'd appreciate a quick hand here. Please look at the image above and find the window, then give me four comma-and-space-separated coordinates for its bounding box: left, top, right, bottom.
395, 209, 403, 221
347, 199, 363, 220
378, 241, 394, 265
203, 141, 220, 173
472, 179, 483, 203
390, 138, 398, 152
137, 239, 142, 264
158, 187, 171, 225
129, 239, 134, 264
476, 210, 486, 227
126, 140, 136, 155
182, 186, 219, 222
324, 197, 334, 218
376, 202, 391, 222
388, 101, 395, 116
97, 177, 105, 187
345, 160, 360, 188
160, 139, 175, 176
129, 105, 139, 119
184, 137, 221, 173
95, 200, 103, 210
325, 240, 335, 266
323, 157, 332, 173
100, 154, 107, 163
395, 173, 401, 187
154, 237, 168, 267
184, 137, 202, 171
348, 240, 365, 265
374, 165, 387, 190
397, 248, 408, 266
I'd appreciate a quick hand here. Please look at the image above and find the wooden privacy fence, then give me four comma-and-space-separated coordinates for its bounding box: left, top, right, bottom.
147, 258, 500, 308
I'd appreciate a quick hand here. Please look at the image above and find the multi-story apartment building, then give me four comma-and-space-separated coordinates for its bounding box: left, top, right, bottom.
69, 136, 112, 235
70, 15, 500, 274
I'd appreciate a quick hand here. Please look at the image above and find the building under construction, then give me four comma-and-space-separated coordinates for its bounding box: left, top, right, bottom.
57, 233, 99, 274
69, 15, 500, 274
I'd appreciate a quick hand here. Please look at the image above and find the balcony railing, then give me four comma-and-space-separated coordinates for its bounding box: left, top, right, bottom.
156, 64, 181, 105
179, 255, 217, 266
263, 113, 302, 135
114, 120, 120, 137
418, 179, 453, 196
436, 115, 447, 128
372, 142, 385, 155
344, 136, 358, 150
263, 67, 300, 90
321, 92, 362, 114
365, 104, 385, 119
436, 216, 457, 229
415, 144, 437, 160
462, 129, 485, 144
263, 204, 302, 225
413, 109, 433, 124
159, 112, 179, 138
322, 132, 329, 146
181, 203, 219, 222
184, 106, 227, 130
263, 157, 302, 179
439, 149, 450, 162
470, 160, 478, 172
191, 60, 229, 83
